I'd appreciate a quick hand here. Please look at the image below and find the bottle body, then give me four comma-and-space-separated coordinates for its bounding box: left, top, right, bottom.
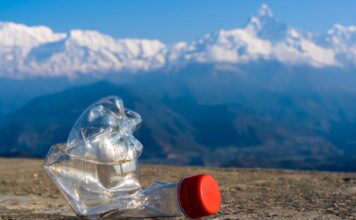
44, 144, 183, 219
44, 96, 220, 219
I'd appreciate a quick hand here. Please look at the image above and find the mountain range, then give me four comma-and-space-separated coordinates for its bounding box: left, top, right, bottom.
0, 4, 355, 78
0, 5, 356, 171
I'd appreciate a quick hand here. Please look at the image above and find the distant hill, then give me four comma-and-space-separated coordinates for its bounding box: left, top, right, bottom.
1, 70, 355, 171
0, 81, 207, 165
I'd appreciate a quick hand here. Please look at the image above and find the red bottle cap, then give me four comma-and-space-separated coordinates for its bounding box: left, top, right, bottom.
178, 174, 221, 219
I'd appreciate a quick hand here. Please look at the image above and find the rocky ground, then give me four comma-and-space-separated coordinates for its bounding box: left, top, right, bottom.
0, 158, 355, 219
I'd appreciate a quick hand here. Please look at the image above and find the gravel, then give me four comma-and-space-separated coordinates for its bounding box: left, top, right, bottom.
0, 158, 355, 219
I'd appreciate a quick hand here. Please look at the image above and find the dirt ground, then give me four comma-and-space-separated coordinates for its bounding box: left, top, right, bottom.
0, 158, 355, 219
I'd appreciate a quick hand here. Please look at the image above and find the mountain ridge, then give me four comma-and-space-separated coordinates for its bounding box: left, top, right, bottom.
1, 77, 356, 171
0, 4, 355, 78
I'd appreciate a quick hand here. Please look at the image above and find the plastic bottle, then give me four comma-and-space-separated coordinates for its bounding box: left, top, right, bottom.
44, 96, 221, 219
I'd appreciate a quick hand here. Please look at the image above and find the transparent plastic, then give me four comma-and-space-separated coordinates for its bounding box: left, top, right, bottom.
44, 96, 184, 218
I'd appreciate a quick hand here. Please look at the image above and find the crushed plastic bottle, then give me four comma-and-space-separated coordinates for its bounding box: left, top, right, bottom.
44, 96, 221, 219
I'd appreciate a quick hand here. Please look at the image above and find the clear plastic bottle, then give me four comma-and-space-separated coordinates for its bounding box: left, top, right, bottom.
44, 96, 220, 219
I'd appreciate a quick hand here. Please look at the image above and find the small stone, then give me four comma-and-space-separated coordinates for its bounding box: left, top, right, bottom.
343, 177, 351, 182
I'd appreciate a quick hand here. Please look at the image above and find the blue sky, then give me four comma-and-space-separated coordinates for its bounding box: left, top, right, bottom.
0, 0, 355, 44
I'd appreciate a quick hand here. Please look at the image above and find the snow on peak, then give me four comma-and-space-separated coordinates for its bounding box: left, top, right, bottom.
168, 4, 339, 68
66, 29, 166, 57
0, 24, 167, 77
245, 4, 290, 42
257, 4, 273, 18
0, 22, 66, 47
168, 29, 271, 64
0, 4, 355, 78
322, 24, 356, 65
326, 24, 356, 43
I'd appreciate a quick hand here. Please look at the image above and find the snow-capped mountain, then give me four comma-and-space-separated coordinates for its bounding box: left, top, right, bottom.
24, 30, 166, 77
171, 4, 338, 68
322, 24, 356, 66
0, 23, 166, 77
0, 4, 355, 78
